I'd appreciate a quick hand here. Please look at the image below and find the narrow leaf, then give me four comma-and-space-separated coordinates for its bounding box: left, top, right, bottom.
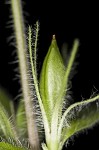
55, 39, 79, 108
28, 26, 50, 144
33, 21, 39, 76
59, 95, 99, 147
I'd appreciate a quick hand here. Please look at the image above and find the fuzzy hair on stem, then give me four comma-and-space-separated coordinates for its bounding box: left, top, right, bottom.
10, 0, 40, 149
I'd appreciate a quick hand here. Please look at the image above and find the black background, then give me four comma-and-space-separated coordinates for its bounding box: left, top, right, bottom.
0, 0, 99, 149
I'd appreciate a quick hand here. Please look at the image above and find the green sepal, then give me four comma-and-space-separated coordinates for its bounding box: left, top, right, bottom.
0, 142, 26, 150
40, 35, 65, 122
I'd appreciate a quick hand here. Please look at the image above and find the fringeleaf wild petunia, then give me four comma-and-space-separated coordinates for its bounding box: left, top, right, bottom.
1, 0, 99, 150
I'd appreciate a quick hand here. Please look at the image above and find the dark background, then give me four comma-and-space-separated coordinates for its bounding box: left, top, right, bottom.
0, 0, 99, 149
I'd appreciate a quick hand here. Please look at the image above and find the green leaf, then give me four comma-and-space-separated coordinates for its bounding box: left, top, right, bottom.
59, 95, 99, 147
0, 142, 26, 150
0, 103, 16, 139
16, 100, 27, 138
40, 35, 65, 122
0, 88, 13, 116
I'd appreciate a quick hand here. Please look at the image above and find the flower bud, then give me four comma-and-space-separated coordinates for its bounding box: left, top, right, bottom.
40, 35, 65, 121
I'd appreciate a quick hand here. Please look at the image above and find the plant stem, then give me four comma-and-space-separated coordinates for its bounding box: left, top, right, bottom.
11, 0, 40, 149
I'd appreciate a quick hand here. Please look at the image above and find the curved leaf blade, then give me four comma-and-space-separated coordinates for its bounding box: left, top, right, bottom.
0, 103, 16, 140
59, 95, 99, 147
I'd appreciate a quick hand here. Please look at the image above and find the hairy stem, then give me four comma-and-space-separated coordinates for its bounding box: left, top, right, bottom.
11, 0, 40, 149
